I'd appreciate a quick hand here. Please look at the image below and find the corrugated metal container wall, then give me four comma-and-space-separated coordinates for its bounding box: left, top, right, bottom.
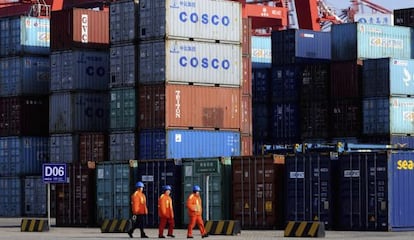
109, 0, 139, 44
50, 134, 79, 164
0, 56, 50, 96
299, 63, 330, 101
139, 129, 241, 159
240, 135, 253, 156
271, 29, 331, 65
394, 8, 414, 27
363, 97, 414, 135
0, 96, 49, 136
55, 164, 96, 227
96, 161, 137, 224
331, 23, 413, 61
363, 58, 414, 97
139, 0, 241, 43
301, 100, 330, 140
137, 159, 182, 228
330, 99, 362, 138
0, 16, 50, 56
242, 56, 252, 96
242, 18, 251, 56
110, 88, 137, 130
285, 152, 334, 229
252, 103, 270, 143
109, 44, 138, 88
330, 60, 362, 99
252, 68, 271, 103
241, 95, 252, 135
271, 64, 302, 102
251, 36, 271, 67
49, 91, 109, 133
24, 176, 46, 217
231, 155, 285, 229
0, 136, 49, 177
270, 102, 300, 144
50, 50, 109, 91
0, 177, 22, 217
139, 40, 241, 86
109, 131, 138, 161
79, 132, 107, 165
50, 8, 109, 51
139, 84, 240, 130
181, 157, 230, 225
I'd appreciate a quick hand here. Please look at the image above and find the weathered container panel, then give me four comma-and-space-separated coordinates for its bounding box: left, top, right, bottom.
0, 177, 22, 217
50, 134, 79, 164
330, 98, 362, 138
24, 176, 46, 217
139, 40, 241, 86
270, 102, 300, 144
79, 132, 107, 165
108, 131, 138, 161
240, 135, 253, 156
330, 60, 362, 99
394, 8, 414, 27
242, 56, 252, 96
241, 95, 252, 135
252, 68, 271, 103
110, 88, 137, 130
109, 44, 138, 88
109, 0, 139, 44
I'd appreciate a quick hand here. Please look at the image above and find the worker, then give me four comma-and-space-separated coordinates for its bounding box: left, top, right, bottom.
158, 185, 175, 238
186, 185, 208, 239
128, 181, 149, 238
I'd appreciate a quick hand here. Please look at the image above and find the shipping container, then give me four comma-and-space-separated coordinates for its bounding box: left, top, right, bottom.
240, 135, 253, 156
330, 60, 362, 99
108, 131, 138, 161
139, 129, 240, 159
181, 157, 231, 225
50, 50, 109, 91
359, 135, 414, 149
139, 0, 241, 43
96, 161, 137, 224
271, 29, 331, 65
241, 95, 252, 135
139, 39, 241, 86
242, 56, 252, 96
252, 68, 271, 103
231, 155, 285, 229
50, 8, 109, 50
0, 177, 22, 217
252, 102, 270, 143
109, 0, 139, 44
50, 133, 79, 164
394, 8, 414, 27
0, 96, 49, 136
363, 96, 414, 135
110, 88, 137, 130
242, 18, 252, 56
271, 65, 300, 102
251, 36, 271, 67
24, 176, 46, 217
270, 102, 300, 144
0, 16, 49, 56
0, 56, 50, 96
49, 91, 109, 133
137, 159, 182, 228
301, 100, 330, 140
330, 98, 362, 138
79, 132, 107, 164
55, 164, 96, 227
354, 13, 393, 26
139, 84, 241, 130
285, 152, 335, 229
299, 63, 330, 102
331, 23, 413, 61
109, 44, 138, 88
0, 136, 49, 177
363, 58, 414, 97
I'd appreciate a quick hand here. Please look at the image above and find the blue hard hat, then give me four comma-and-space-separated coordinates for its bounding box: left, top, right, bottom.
136, 181, 144, 188
192, 185, 201, 192
163, 185, 172, 191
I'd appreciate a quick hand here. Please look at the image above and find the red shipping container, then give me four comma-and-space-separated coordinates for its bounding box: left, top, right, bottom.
240, 134, 253, 156
139, 84, 241, 130
241, 95, 252, 135
79, 132, 107, 165
330, 60, 363, 99
242, 18, 252, 56
242, 56, 252, 95
51, 8, 109, 50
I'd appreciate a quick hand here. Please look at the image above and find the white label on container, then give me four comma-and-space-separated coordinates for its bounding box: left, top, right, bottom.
97, 169, 104, 179
344, 170, 360, 177
289, 172, 304, 179
81, 14, 88, 43
142, 175, 154, 182
175, 133, 182, 142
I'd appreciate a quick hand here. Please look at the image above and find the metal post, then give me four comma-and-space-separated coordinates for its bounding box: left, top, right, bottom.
47, 183, 51, 229
205, 175, 209, 221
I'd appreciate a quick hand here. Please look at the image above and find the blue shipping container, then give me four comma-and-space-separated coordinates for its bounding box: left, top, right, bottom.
251, 36, 271, 67
139, 129, 240, 159
252, 68, 271, 103
110, 44, 138, 88
0, 136, 49, 176
331, 23, 413, 61
0, 56, 50, 96
253, 103, 270, 142
0, 177, 22, 217
24, 176, 46, 217
270, 102, 300, 144
109, 0, 139, 44
50, 50, 109, 91
109, 131, 138, 161
49, 134, 79, 164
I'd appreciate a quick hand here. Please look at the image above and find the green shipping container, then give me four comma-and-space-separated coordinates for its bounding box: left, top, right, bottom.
110, 88, 137, 130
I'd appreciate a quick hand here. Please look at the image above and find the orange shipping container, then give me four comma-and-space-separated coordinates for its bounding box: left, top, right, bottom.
242, 56, 252, 95
242, 18, 252, 56
139, 84, 241, 130
241, 95, 252, 135
51, 8, 109, 50
240, 135, 253, 156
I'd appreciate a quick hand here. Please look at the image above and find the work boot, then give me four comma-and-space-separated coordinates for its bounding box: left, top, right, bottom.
167, 234, 175, 238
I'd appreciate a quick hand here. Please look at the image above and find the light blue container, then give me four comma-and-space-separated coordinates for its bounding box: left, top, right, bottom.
49, 134, 79, 164
0, 177, 22, 217
363, 97, 414, 134
50, 50, 109, 91
0, 16, 50, 56
139, 129, 241, 159
251, 36, 271, 67
332, 23, 413, 61
0, 136, 49, 176
109, 131, 138, 161
109, 44, 138, 88
0, 56, 50, 96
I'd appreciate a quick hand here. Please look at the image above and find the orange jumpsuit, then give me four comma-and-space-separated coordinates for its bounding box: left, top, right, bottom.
158, 193, 174, 236
186, 193, 207, 237
130, 189, 148, 236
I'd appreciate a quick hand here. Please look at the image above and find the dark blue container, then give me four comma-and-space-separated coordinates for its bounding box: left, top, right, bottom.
253, 103, 271, 143
330, 98, 362, 138
137, 159, 182, 228
271, 64, 301, 102
0, 177, 22, 217
109, 0, 139, 44
301, 100, 330, 140
252, 68, 271, 103
109, 131, 139, 161
270, 102, 300, 144
109, 44, 138, 88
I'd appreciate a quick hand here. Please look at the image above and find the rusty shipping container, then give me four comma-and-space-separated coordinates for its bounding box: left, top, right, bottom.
231, 155, 285, 229
139, 84, 241, 130
242, 18, 252, 56
51, 8, 109, 51
240, 135, 253, 156
241, 95, 252, 135
242, 56, 252, 96
79, 132, 107, 165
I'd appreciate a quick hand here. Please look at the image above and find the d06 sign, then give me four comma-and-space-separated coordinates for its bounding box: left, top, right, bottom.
42, 163, 67, 183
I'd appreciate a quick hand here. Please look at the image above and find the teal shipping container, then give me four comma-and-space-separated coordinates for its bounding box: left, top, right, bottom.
110, 88, 137, 130
332, 23, 413, 61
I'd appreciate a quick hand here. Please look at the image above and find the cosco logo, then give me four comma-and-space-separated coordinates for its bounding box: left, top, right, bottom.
397, 160, 414, 170
179, 57, 230, 70
179, 12, 230, 26
86, 66, 106, 76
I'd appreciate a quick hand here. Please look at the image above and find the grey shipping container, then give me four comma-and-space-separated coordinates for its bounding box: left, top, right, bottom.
110, 44, 138, 88
109, 0, 139, 44
108, 131, 138, 161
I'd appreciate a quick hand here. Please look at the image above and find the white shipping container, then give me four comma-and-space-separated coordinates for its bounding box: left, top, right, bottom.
139, 39, 241, 86
140, 0, 242, 43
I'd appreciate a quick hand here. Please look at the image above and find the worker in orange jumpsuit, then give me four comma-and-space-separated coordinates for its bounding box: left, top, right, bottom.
158, 185, 175, 238
128, 181, 149, 238
186, 185, 208, 239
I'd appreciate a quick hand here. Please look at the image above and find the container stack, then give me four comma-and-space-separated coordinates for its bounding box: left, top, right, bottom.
49, 7, 110, 226
0, 15, 50, 217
